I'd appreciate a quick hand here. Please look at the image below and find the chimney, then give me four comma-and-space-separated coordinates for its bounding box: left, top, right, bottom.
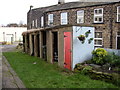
30, 5, 33, 11
58, 0, 65, 4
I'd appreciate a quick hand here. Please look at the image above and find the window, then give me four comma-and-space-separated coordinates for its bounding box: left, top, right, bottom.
48, 14, 53, 26
35, 19, 37, 28
41, 16, 44, 27
32, 20, 34, 27
94, 8, 103, 23
77, 10, 84, 23
117, 6, 120, 22
94, 32, 103, 48
61, 12, 67, 25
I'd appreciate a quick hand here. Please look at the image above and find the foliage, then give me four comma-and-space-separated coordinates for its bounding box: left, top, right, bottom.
89, 71, 120, 86
85, 30, 91, 37
3, 52, 118, 88
74, 63, 120, 87
2, 41, 7, 45
78, 34, 85, 38
104, 52, 120, 67
74, 63, 94, 75
81, 65, 93, 74
92, 48, 108, 65
88, 38, 93, 44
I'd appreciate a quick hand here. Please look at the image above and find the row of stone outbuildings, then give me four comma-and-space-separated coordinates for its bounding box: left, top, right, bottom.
23, 1, 120, 70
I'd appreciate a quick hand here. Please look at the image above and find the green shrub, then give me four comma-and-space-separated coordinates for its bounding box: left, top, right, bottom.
105, 53, 120, 67
2, 41, 7, 45
74, 63, 93, 74
81, 65, 93, 74
92, 48, 108, 65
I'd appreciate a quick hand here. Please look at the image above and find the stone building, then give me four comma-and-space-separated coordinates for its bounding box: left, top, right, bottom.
22, 0, 120, 70
0, 27, 27, 44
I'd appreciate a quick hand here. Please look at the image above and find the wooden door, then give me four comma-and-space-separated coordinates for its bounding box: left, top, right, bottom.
64, 32, 71, 70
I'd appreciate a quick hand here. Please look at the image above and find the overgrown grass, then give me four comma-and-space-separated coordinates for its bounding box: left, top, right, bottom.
3, 52, 119, 88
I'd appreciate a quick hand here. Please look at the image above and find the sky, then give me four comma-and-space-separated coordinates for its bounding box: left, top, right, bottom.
1, 0, 119, 26
0, 0, 78, 26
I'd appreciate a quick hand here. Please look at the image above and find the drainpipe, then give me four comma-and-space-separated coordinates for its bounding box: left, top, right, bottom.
110, 5, 113, 49
43, 12, 46, 28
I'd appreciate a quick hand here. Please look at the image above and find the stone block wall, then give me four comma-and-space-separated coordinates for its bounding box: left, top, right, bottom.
27, 2, 120, 49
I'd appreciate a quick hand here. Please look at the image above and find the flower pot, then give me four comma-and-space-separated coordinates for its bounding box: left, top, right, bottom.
78, 36, 85, 41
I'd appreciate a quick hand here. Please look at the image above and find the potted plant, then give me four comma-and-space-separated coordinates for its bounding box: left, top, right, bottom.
78, 35, 85, 44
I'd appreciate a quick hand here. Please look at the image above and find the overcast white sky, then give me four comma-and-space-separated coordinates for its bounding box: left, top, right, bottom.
0, 0, 78, 26
0, 0, 119, 26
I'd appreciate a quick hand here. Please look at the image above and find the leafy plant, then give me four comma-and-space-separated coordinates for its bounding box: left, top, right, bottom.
74, 63, 93, 74
88, 38, 93, 44
92, 48, 108, 65
85, 30, 91, 37
81, 65, 93, 74
104, 52, 120, 67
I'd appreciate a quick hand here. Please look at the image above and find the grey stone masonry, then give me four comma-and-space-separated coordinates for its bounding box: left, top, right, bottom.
27, 2, 120, 49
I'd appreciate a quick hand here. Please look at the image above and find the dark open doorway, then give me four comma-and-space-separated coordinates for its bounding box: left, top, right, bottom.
117, 37, 120, 49
41, 31, 47, 60
31, 35, 34, 56
23, 36, 25, 52
52, 32, 58, 62
27, 34, 29, 49
36, 34, 40, 57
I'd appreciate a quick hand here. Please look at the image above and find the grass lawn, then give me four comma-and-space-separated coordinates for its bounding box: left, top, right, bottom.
3, 52, 119, 88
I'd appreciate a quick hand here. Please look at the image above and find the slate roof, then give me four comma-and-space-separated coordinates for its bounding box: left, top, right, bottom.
31, 1, 120, 13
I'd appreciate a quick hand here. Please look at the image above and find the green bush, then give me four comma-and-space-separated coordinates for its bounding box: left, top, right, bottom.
2, 41, 7, 45
74, 63, 93, 74
105, 53, 120, 67
92, 48, 108, 65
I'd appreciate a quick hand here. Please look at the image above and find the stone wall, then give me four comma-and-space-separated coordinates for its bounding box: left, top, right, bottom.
27, 2, 120, 49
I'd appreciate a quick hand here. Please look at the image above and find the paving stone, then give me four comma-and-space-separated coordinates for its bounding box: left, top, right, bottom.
1, 43, 26, 89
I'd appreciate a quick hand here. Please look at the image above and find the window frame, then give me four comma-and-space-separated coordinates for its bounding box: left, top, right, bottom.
35, 19, 37, 28
48, 14, 54, 26
94, 8, 103, 23
41, 16, 44, 27
77, 10, 84, 23
117, 6, 120, 22
32, 20, 34, 27
61, 12, 68, 25
94, 32, 103, 47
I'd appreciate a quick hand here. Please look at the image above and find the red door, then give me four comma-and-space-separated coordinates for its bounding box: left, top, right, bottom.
64, 32, 71, 70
